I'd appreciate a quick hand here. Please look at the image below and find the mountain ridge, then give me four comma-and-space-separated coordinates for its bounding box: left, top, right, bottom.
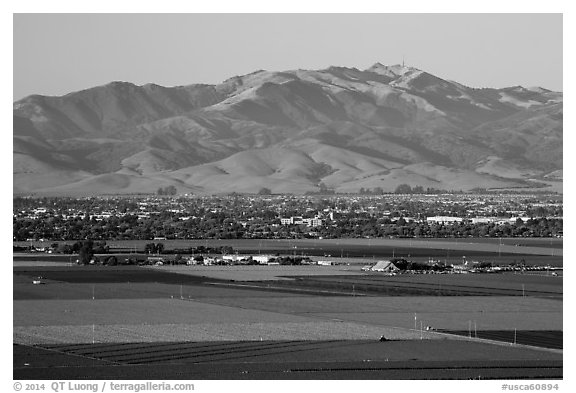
13, 63, 563, 195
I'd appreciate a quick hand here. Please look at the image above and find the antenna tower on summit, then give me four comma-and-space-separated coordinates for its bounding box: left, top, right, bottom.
402, 56, 405, 67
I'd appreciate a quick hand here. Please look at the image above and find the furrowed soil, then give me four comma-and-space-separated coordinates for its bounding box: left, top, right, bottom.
14, 340, 562, 380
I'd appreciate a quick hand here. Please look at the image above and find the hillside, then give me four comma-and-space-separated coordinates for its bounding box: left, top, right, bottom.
13, 64, 562, 195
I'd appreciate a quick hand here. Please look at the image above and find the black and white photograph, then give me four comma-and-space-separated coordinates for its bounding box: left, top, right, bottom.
7, 2, 568, 388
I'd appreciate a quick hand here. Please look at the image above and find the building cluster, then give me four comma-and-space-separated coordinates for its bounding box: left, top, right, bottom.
145, 254, 313, 266
13, 193, 563, 241
280, 216, 323, 227
425, 216, 535, 224
360, 258, 561, 275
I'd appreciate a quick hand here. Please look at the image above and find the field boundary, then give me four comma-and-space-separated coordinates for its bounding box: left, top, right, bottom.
422, 329, 563, 354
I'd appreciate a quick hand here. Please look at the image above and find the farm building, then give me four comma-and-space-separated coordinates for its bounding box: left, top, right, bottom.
369, 260, 400, 273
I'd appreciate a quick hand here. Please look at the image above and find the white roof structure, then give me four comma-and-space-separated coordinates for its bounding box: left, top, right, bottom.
370, 260, 399, 272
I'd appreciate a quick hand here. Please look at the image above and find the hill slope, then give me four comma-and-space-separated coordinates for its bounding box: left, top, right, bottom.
13, 64, 562, 195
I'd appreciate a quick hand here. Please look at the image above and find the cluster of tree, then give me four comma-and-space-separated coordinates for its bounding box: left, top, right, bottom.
157, 185, 177, 196
294, 216, 562, 240
144, 242, 165, 254
25, 240, 239, 258
53, 240, 109, 255
270, 256, 313, 265
392, 184, 455, 194
305, 182, 336, 195
14, 196, 138, 213
358, 187, 385, 195
168, 245, 235, 255
85, 255, 143, 266
390, 258, 446, 271
14, 212, 563, 241
143, 243, 235, 255
70, 240, 108, 264
361, 185, 560, 195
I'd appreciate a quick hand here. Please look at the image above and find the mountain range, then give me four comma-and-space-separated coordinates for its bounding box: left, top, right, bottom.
13, 63, 563, 195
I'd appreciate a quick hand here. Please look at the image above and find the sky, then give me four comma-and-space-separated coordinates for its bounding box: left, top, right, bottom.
13, 13, 563, 100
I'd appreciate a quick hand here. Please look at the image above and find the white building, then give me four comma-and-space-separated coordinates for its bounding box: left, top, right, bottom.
426, 216, 463, 224
471, 217, 495, 224
370, 260, 399, 273
280, 216, 323, 227
303, 217, 323, 227
252, 255, 274, 264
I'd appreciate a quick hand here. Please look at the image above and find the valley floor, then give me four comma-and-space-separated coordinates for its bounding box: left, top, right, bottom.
13, 264, 562, 380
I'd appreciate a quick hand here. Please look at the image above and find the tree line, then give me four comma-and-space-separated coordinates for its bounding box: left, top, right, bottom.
14, 240, 240, 265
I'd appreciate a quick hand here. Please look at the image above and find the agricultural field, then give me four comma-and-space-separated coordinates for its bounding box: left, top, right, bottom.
14, 321, 435, 346
13, 245, 563, 380
437, 331, 562, 349
187, 293, 562, 331
282, 273, 563, 297
149, 265, 364, 281
14, 341, 562, 380
14, 237, 564, 272
15, 237, 564, 257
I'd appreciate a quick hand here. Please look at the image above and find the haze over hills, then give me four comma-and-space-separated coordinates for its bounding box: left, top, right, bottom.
13, 63, 563, 195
